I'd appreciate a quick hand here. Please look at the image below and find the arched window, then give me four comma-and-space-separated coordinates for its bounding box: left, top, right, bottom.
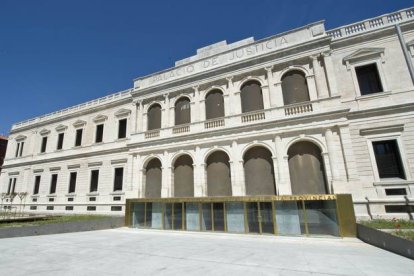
206, 151, 232, 196
288, 141, 327, 194
173, 154, 194, 197
281, 70, 310, 105
205, 90, 224, 120
175, 97, 191, 125
243, 146, 276, 195
147, 104, 162, 130
145, 158, 162, 198
240, 81, 264, 113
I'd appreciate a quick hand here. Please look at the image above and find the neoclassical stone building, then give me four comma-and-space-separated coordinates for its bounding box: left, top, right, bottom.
2, 8, 414, 219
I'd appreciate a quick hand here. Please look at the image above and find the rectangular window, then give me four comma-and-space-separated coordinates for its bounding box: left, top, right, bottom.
11, 178, 16, 194
95, 124, 104, 143
373, 140, 405, 179
113, 167, 124, 191
50, 174, 58, 194
75, 129, 83, 147
57, 133, 64, 150
118, 119, 127, 139
90, 170, 99, 192
15, 142, 24, 157
355, 63, 383, 95
41, 137, 48, 153
68, 172, 77, 193
34, 175, 41, 195
15, 142, 20, 157
7, 178, 12, 194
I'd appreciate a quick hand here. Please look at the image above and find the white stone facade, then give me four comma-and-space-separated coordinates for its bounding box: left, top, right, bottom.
2, 8, 414, 219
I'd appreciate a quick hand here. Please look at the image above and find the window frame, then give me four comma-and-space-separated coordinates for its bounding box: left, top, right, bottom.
40, 136, 48, 153
74, 128, 83, 147
113, 167, 124, 192
56, 132, 65, 150
49, 173, 58, 195
33, 175, 41, 195
95, 124, 104, 144
68, 171, 77, 194
89, 169, 100, 193
366, 133, 410, 182
117, 118, 128, 139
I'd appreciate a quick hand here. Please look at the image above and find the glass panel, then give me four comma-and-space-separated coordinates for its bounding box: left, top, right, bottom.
151, 202, 163, 229
164, 203, 172, 230
173, 203, 183, 230
145, 203, 152, 228
213, 203, 225, 231
226, 202, 245, 233
304, 200, 339, 236
275, 201, 304, 235
260, 202, 274, 234
246, 202, 260, 233
186, 202, 200, 231
201, 203, 212, 231
132, 203, 145, 228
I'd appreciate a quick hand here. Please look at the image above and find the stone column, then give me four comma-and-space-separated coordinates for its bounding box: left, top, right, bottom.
163, 94, 170, 128
131, 101, 139, 134
199, 90, 206, 122
127, 154, 135, 191
169, 97, 175, 126
139, 168, 145, 198
162, 150, 172, 197
322, 51, 339, 97
310, 55, 329, 98
338, 125, 359, 181
272, 156, 279, 195
265, 67, 277, 107
227, 77, 241, 115
274, 82, 284, 107
137, 100, 143, 132
193, 86, 200, 122
325, 128, 339, 182
142, 108, 148, 132
306, 75, 318, 101
274, 135, 291, 195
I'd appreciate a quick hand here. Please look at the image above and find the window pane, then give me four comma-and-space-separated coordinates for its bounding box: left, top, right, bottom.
201, 203, 212, 231
213, 203, 225, 231
50, 174, 58, 194
90, 170, 99, 192
75, 129, 83, 146
95, 124, 104, 143
356, 64, 383, 95
304, 200, 339, 236
149, 202, 162, 229
246, 202, 260, 233
41, 137, 48, 153
132, 203, 145, 228
240, 81, 264, 113
15, 142, 20, 157
226, 202, 245, 233
57, 133, 64, 150
185, 202, 200, 231
281, 71, 310, 105
205, 90, 224, 120
69, 172, 77, 193
373, 140, 405, 179
260, 202, 274, 234
148, 104, 162, 130
275, 201, 304, 235
173, 203, 183, 230
164, 203, 173, 229
175, 98, 191, 125
113, 168, 124, 191
118, 119, 127, 139
34, 175, 41, 195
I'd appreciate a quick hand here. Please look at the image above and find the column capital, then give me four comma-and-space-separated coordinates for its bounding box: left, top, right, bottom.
264, 66, 274, 73
226, 76, 234, 82
192, 85, 199, 92
163, 93, 169, 99
321, 50, 332, 57
309, 54, 320, 61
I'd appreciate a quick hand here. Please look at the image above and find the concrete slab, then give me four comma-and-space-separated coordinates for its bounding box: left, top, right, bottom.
0, 228, 413, 275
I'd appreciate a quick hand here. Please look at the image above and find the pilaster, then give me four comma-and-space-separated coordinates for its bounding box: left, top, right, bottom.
322, 51, 339, 97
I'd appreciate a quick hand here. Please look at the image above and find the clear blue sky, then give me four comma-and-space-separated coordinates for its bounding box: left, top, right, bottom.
0, 0, 412, 135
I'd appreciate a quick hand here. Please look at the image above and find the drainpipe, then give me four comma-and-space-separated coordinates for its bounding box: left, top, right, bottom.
395, 24, 414, 85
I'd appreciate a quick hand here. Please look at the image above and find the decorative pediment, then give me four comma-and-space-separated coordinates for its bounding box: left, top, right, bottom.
114, 108, 131, 118
343, 48, 385, 69
39, 128, 50, 136
93, 114, 108, 123
15, 134, 27, 141
55, 124, 68, 132
72, 119, 87, 128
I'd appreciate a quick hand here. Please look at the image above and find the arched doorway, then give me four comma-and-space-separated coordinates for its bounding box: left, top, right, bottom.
288, 141, 327, 194
145, 158, 162, 198
173, 154, 194, 197
175, 97, 191, 125
206, 151, 232, 196
240, 81, 264, 113
281, 70, 310, 105
243, 146, 276, 195
147, 104, 162, 130
205, 90, 225, 120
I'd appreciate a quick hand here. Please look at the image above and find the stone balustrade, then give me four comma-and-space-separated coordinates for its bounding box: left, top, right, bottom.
284, 102, 313, 116
241, 111, 266, 123
204, 118, 225, 129
172, 125, 190, 134
145, 130, 160, 139
327, 8, 414, 40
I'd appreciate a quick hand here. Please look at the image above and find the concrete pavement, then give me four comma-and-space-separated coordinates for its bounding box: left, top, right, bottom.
0, 228, 413, 275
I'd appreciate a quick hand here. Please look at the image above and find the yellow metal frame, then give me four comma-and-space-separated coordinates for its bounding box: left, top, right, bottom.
125, 194, 356, 237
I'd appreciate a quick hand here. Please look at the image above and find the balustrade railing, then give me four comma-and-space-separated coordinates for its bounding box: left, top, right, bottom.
172, 125, 190, 134
326, 8, 414, 40
241, 111, 265, 123
145, 130, 160, 139
204, 118, 225, 129
284, 102, 313, 116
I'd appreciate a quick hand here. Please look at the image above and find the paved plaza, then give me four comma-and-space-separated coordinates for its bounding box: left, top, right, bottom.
0, 228, 413, 275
